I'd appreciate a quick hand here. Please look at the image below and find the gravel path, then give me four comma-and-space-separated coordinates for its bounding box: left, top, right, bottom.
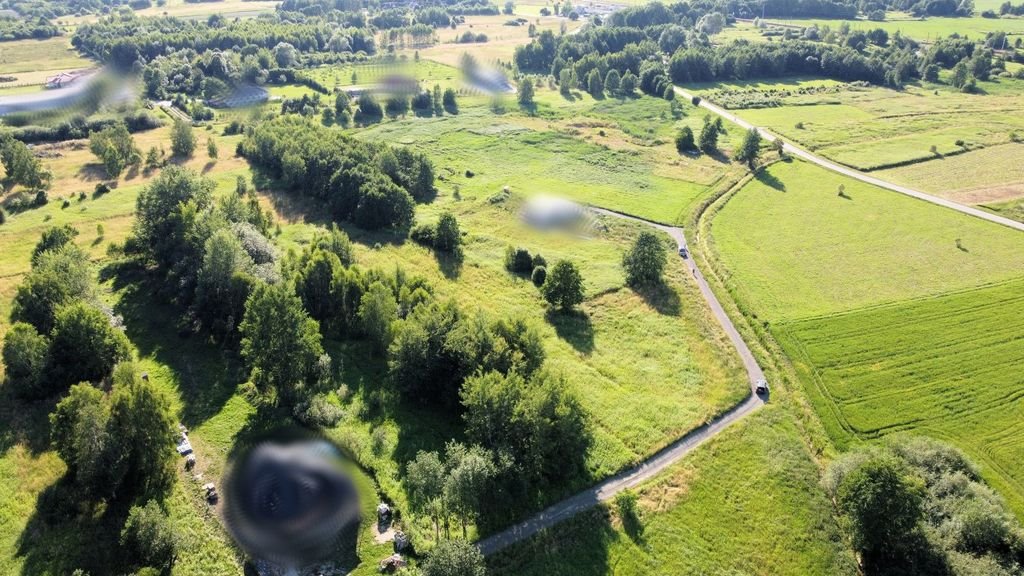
476, 208, 767, 556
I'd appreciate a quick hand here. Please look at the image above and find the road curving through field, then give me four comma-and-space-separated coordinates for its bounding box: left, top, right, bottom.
476, 207, 767, 556
672, 86, 1024, 233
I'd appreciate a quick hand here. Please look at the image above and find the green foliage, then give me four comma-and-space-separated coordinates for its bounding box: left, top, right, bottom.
517, 76, 535, 107
107, 364, 179, 499
358, 281, 398, 354
434, 211, 462, 254
675, 125, 696, 153
88, 122, 140, 178
50, 383, 113, 494
622, 231, 666, 287
239, 282, 327, 403
46, 301, 132, 390
31, 224, 79, 267
462, 370, 590, 491
604, 69, 621, 94
121, 500, 178, 570
1, 322, 49, 398
170, 119, 196, 158
194, 229, 255, 335
586, 68, 604, 96
504, 245, 538, 275
619, 70, 637, 95
735, 128, 762, 168
530, 265, 546, 287
442, 88, 458, 113
542, 260, 584, 312
132, 166, 215, 279
698, 116, 720, 154
0, 133, 51, 189
422, 539, 486, 576
206, 136, 218, 159
443, 443, 497, 537
406, 449, 446, 537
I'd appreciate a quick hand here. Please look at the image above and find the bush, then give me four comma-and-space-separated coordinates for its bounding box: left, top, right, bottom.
531, 265, 547, 286
2, 322, 49, 398
121, 500, 178, 570
410, 223, 436, 247
504, 246, 535, 274
293, 393, 343, 427
542, 260, 584, 312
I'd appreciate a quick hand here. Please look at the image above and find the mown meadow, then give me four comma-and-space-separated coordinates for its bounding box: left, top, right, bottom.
708, 158, 1024, 519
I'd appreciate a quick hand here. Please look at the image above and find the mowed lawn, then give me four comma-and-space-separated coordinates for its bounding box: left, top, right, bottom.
488, 407, 858, 576
710, 159, 1024, 518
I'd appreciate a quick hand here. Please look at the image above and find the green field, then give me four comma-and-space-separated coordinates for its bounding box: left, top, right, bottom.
0, 37, 92, 78
709, 159, 1024, 518
489, 407, 858, 576
875, 142, 1024, 204
766, 14, 1024, 41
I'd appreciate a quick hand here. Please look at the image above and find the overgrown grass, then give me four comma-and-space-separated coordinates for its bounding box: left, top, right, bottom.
765, 15, 1024, 40
488, 407, 858, 576
876, 142, 1024, 204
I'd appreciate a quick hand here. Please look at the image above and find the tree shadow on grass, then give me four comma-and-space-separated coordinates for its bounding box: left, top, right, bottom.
755, 169, 786, 192
0, 385, 55, 456
632, 281, 681, 316
545, 309, 595, 355
485, 506, 617, 576
15, 476, 133, 576
435, 250, 463, 280
104, 263, 244, 429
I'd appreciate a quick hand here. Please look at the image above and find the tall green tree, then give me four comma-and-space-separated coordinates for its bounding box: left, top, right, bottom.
50, 383, 113, 494
89, 122, 140, 178
735, 128, 762, 169
443, 443, 496, 538
121, 499, 179, 570
406, 450, 447, 540
698, 116, 720, 154
46, 301, 132, 389
604, 69, 621, 94
12, 244, 93, 334
2, 322, 49, 398
107, 363, 179, 499
586, 68, 604, 96
542, 260, 584, 312
194, 229, 254, 335
622, 231, 667, 287
31, 224, 79, 266
170, 119, 196, 157
517, 76, 535, 107
675, 126, 696, 153
836, 456, 926, 569
421, 539, 486, 576
433, 212, 462, 254
239, 282, 326, 402
359, 281, 398, 353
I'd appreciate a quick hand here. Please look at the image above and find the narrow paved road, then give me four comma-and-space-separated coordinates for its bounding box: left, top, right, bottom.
673, 86, 1024, 233
476, 208, 766, 556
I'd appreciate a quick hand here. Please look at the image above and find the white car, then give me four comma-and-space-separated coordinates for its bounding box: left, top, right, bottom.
755, 379, 769, 395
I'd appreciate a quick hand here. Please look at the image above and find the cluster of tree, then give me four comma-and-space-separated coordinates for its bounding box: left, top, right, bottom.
7, 110, 162, 145
73, 12, 376, 70
0, 132, 51, 190
411, 211, 464, 256
49, 364, 177, 502
456, 30, 489, 43
237, 116, 435, 230
999, 0, 1024, 15
3, 228, 133, 398
406, 368, 591, 534
0, 15, 61, 40
825, 436, 1024, 576
89, 122, 140, 177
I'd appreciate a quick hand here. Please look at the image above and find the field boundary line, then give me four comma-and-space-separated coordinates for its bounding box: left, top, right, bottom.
673, 85, 1024, 233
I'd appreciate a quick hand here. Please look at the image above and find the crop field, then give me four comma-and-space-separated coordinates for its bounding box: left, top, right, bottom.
488, 407, 858, 576
765, 15, 1024, 41
719, 78, 1024, 174
875, 143, 1024, 205
710, 159, 1024, 517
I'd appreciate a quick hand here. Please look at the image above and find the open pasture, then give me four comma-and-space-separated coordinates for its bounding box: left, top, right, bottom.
710, 159, 1024, 517
488, 407, 858, 576
726, 78, 1024, 172
710, 159, 1024, 321
766, 15, 1024, 41
0, 37, 93, 83
876, 142, 1024, 205
415, 13, 582, 67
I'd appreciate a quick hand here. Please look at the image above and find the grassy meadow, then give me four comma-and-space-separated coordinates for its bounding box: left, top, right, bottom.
765, 14, 1024, 41
0, 37, 94, 88
708, 158, 1024, 518
0, 57, 771, 572
488, 407, 858, 576
875, 142, 1024, 205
